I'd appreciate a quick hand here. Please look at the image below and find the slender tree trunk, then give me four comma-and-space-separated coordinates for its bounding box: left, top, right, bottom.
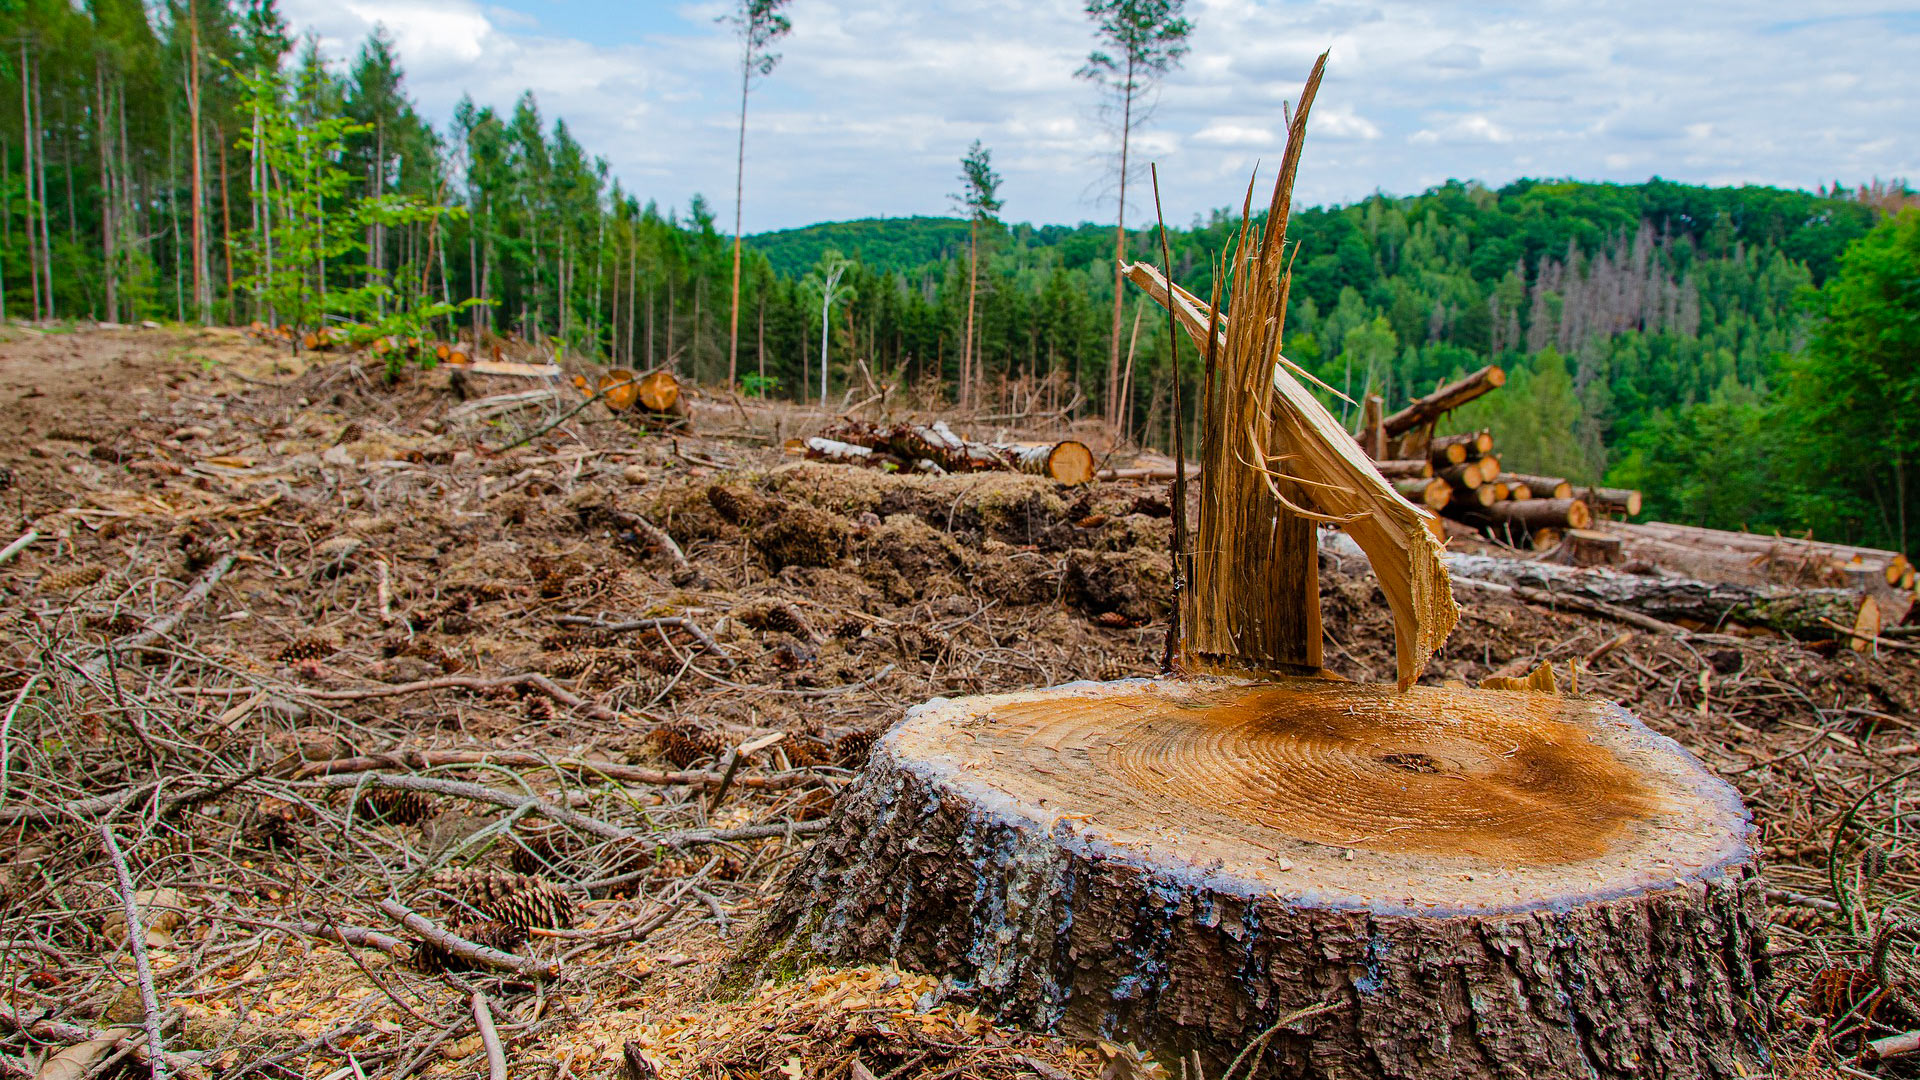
2, 132, 9, 319
728, 53, 750, 387
34, 50, 54, 319
218, 123, 235, 317
963, 222, 977, 410
188, 7, 208, 323
96, 61, 116, 321
20, 44, 39, 321
757, 290, 766, 389
1107, 59, 1136, 428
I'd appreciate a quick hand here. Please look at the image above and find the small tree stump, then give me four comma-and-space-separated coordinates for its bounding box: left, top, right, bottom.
740, 678, 1767, 1080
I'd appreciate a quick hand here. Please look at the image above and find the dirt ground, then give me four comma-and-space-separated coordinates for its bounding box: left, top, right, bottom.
1, 325, 1917, 1079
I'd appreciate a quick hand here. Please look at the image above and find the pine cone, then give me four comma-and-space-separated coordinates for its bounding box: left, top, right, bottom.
275, 633, 339, 663
1768, 905, 1830, 934
427, 869, 575, 931
705, 484, 753, 525
411, 919, 527, 974
354, 787, 435, 826
38, 565, 105, 591
652, 721, 723, 768
540, 629, 618, 651
524, 696, 555, 722
0, 466, 12, 492
739, 600, 810, 638
834, 729, 880, 768
135, 822, 201, 867
243, 797, 314, 849
527, 556, 583, 598
335, 422, 363, 446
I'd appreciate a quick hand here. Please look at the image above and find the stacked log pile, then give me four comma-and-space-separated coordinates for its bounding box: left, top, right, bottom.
1353, 366, 1636, 551
793, 420, 1095, 485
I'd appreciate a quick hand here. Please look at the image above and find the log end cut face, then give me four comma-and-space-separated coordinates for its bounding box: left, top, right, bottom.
887, 677, 1750, 915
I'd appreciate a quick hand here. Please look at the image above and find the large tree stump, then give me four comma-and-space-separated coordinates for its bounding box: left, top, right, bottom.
740, 677, 1767, 1080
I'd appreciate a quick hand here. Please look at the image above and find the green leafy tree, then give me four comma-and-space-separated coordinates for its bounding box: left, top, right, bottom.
1077, 0, 1192, 429
1778, 208, 1920, 550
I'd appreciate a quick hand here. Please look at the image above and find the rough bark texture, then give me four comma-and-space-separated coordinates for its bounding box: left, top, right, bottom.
741, 728, 1768, 1080
738, 680, 1768, 1080
1444, 551, 1859, 634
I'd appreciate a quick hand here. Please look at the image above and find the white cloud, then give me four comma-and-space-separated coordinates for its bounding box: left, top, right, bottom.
278, 0, 1920, 231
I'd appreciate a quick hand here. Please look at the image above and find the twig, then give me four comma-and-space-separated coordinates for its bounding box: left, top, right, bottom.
377, 898, 558, 980
710, 732, 787, 812
294, 749, 844, 790
0, 529, 37, 566
318, 773, 629, 840
80, 553, 237, 677
554, 615, 726, 660
473, 991, 508, 1080
0, 1005, 202, 1073
98, 824, 170, 1080
297, 672, 619, 722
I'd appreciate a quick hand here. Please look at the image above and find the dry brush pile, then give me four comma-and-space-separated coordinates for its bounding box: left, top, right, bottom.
0, 326, 1917, 1078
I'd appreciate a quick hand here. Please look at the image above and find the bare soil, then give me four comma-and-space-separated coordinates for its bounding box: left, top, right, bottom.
0, 325, 1914, 1079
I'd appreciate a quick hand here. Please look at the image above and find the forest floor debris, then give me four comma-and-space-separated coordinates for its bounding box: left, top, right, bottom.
1, 325, 1918, 1078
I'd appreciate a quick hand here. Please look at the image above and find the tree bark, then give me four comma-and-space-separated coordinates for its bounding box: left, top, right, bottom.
1373, 459, 1433, 480
1501, 473, 1571, 499
738, 679, 1767, 1080
1384, 366, 1506, 437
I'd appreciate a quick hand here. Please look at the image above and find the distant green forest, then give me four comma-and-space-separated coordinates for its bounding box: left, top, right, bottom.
5, 0, 1913, 551
750, 182, 1918, 551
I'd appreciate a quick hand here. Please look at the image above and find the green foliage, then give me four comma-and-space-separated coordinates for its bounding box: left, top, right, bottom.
739, 371, 780, 398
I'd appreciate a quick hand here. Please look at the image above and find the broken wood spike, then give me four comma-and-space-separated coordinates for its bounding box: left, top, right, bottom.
1479, 659, 1559, 693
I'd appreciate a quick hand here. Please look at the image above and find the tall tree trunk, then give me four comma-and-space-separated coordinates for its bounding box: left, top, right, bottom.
96, 60, 116, 321
20, 44, 39, 321
625, 232, 637, 365
729, 53, 749, 387
756, 290, 766, 389
963, 222, 977, 410
34, 49, 54, 319
218, 123, 235, 317
1106, 58, 1135, 429
188, 7, 208, 323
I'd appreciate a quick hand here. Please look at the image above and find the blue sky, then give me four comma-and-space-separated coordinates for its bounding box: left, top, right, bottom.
281, 0, 1920, 233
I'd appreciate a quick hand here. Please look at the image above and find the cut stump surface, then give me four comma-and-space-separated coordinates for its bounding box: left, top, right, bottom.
743, 678, 1768, 1080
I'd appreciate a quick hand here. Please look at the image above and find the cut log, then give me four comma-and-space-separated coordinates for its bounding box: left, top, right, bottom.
1505, 481, 1533, 501
1490, 482, 1510, 502
598, 370, 641, 412
1436, 462, 1482, 490
1853, 595, 1884, 653
1446, 483, 1498, 512
1487, 497, 1592, 532
1440, 548, 1862, 636
1427, 433, 1476, 466
1504, 473, 1573, 499
1564, 528, 1624, 567
802, 437, 878, 466
1531, 527, 1564, 552
1096, 465, 1200, 482
991, 441, 1096, 485
1383, 366, 1507, 436
1580, 486, 1642, 517
739, 678, 1766, 1080
1475, 454, 1501, 484
1394, 477, 1451, 512
637, 371, 681, 413
1373, 458, 1433, 480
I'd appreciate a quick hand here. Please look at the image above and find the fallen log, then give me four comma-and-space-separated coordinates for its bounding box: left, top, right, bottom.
1428, 433, 1477, 466
1475, 454, 1502, 484
991, 441, 1096, 485
1579, 486, 1643, 517
637, 370, 681, 412
1445, 483, 1497, 512
1383, 365, 1506, 436
1394, 477, 1451, 512
1437, 462, 1483, 490
1443, 551, 1861, 636
1500, 473, 1567, 499
1373, 459, 1433, 480
1621, 521, 1906, 578
1486, 497, 1592, 533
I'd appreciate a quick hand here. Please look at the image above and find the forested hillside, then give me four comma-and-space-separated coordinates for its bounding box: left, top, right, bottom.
2, 1, 1915, 549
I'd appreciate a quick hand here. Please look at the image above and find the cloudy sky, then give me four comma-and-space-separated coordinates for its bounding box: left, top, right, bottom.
279, 0, 1919, 233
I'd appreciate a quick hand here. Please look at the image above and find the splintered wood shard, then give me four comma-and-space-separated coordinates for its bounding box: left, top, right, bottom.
1124, 51, 1458, 689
